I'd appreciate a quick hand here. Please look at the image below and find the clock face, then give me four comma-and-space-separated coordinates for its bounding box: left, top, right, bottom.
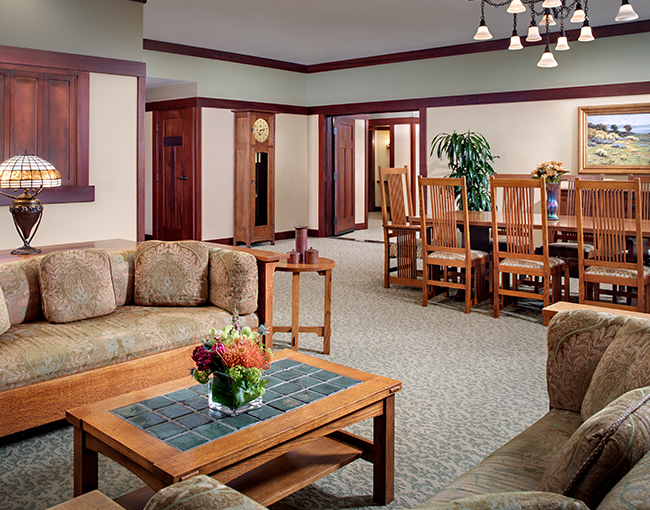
252, 118, 270, 143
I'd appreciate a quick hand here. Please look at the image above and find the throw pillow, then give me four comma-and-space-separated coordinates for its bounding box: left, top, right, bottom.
582, 317, 650, 420
0, 257, 43, 324
144, 474, 266, 510
539, 386, 650, 509
110, 250, 135, 306
0, 285, 10, 335
209, 248, 258, 315
39, 249, 117, 324
134, 241, 209, 306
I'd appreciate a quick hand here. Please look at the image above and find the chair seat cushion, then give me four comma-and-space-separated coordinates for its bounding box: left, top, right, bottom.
428, 249, 489, 262
500, 257, 566, 270
388, 239, 423, 259
584, 265, 650, 279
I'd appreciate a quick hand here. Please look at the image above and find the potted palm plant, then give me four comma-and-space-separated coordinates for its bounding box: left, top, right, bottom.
430, 130, 498, 211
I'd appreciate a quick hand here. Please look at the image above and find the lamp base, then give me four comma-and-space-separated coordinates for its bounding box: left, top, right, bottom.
10, 245, 41, 255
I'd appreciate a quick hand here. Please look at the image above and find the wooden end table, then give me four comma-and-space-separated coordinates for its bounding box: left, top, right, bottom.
67, 349, 401, 508
274, 257, 335, 354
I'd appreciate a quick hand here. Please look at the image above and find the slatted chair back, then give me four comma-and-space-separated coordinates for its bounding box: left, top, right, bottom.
492, 178, 544, 260
418, 176, 490, 313
628, 175, 650, 220
564, 174, 603, 217
576, 179, 647, 312
379, 166, 421, 288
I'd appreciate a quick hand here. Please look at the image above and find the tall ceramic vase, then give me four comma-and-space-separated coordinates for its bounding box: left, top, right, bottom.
546, 182, 561, 221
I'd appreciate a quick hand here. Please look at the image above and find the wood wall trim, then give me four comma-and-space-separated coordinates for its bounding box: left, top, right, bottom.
137, 76, 146, 242
143, 20, 650, 75
0, 186, 95, 206
0, 44, 145, 78
143, 39, 307, 74
146, 97, 308, 116
308, 81, 650, 116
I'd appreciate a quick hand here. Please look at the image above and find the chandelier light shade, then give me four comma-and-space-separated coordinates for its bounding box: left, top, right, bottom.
556, 31, 570, 51
0, 150, 62, 255
571, 2, 586, 23
472, 0, 640, 68
578, 19, 595, 41
526, 23, 542, 42
507, 0, 526, 14
474, 18, 493, 40
537, 45, 559, 67
616, 0, 639, 22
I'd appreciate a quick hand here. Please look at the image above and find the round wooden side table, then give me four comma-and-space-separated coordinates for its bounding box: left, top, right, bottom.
273, 257, 335, 354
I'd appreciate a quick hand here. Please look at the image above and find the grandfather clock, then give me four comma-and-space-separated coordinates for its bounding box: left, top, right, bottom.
233, 110, 276, 247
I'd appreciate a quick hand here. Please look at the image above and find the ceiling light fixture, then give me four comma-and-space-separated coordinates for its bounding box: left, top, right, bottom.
473, 0, 640, 68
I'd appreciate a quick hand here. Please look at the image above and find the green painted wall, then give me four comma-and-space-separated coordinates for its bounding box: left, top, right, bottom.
0, 0, 143, 62
307, 32, 650, 106
144, 50, 309, 106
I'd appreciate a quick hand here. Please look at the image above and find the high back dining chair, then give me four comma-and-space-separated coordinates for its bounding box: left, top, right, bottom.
379, 165, 422, 288
576, 179, 650, 313
490, 177, 569, 324
627, 174, 650, 265
546, 174, 603, 278
418, 176, 491, 313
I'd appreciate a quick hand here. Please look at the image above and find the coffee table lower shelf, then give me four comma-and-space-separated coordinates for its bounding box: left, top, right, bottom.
115, 434, 366, 510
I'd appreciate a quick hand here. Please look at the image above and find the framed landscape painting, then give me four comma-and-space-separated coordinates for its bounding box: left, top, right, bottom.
578, 103, 650, 174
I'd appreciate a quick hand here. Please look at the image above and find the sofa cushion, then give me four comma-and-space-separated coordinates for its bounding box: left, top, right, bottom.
209, 248, 258, 315
582, 317, 650, 420
134, 241, 209, 306
144, 474, 267, 510
539, 387, 650, 509
425, 409, 583, 502
415, 491, 589, 510
110, 250, 135, 306
0, 285, 9, 335
39, 249, 116, 324
0, 305, 259, 390
597, 449, 650, 510
0, 256, 43, 325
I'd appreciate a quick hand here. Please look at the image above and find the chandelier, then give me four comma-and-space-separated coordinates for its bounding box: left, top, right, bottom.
473, 0, 640, 68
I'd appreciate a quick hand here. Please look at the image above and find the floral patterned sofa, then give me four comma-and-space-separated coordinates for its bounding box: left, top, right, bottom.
0, 240, 283, 438
142, 309, 650, 510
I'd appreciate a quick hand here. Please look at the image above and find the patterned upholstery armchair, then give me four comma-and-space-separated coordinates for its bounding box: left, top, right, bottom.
145, 309, 650, 510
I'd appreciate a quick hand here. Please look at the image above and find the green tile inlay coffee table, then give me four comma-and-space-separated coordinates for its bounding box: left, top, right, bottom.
110, 357, 361, 452
67, 350, 402, 507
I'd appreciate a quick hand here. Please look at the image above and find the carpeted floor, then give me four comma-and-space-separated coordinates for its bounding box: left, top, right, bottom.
0, 231, 550, 510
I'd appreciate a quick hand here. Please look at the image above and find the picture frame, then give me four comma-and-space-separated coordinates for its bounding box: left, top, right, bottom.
578, 103, 650, 174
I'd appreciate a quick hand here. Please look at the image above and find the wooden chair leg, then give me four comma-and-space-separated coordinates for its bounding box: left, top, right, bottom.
493, 269, 500, 319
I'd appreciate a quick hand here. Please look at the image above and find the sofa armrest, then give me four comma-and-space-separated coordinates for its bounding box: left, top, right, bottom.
205, 243, 287, 346
144, 475, 267, 510
546, 309, 628, 413
414, 491, 590, 510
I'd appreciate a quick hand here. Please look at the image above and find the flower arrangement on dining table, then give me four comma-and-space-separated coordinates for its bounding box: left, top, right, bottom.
191, 311, 273, 413
531, 160, 569, 183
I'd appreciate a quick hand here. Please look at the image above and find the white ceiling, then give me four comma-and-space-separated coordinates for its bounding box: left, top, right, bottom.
143, 0, 650, 66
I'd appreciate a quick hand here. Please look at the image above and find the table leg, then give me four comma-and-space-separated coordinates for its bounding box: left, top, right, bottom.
323, 269, 332, 355
73, 426, 98, 496
291, 271, 301, 350
373, 394, 395, 505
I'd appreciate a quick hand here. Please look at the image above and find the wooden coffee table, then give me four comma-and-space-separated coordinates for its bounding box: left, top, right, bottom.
67, 350, 401, 508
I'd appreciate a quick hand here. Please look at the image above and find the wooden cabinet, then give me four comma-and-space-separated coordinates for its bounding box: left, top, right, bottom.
233, 110, 275, 247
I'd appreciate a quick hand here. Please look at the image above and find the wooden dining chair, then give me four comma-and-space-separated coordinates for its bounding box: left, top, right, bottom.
379, 165, 422, 288
490, 177, 569, 324
546, 174, 603, 278
576, 179, 650, 313
627, 174, 650, 265
417, 176, 491, 313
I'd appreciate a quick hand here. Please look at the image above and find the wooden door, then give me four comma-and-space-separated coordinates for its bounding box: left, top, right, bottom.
334, 116, 355, 235
153, 108, 198, 241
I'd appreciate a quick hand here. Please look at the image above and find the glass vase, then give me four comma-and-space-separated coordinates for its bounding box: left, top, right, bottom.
208, 376, 263, 416
546, 182, 561, 220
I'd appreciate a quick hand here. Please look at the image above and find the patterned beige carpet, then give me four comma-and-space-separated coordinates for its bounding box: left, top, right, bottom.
0, 233, 549, 510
